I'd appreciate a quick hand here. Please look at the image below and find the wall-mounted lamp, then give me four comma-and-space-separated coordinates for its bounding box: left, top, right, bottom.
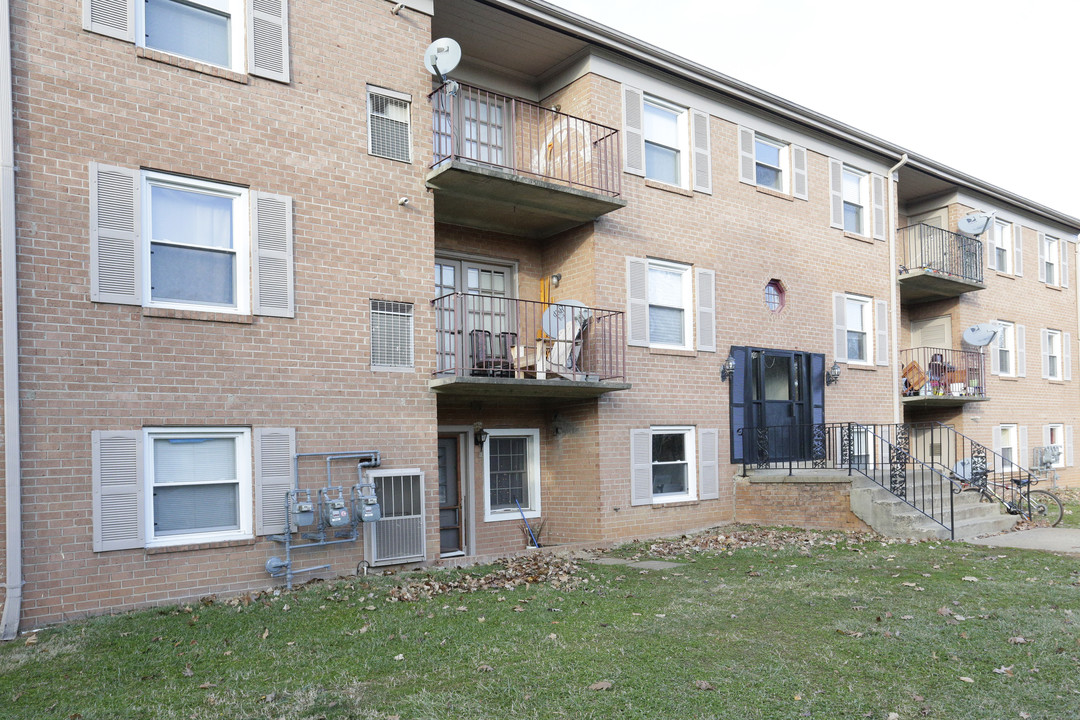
398, 196, 410, 206
721, 353, 736, 382
550, 273, 562, 288
826, 361, 842, 386
473, 422, 488, 447
391, 2, 405, 14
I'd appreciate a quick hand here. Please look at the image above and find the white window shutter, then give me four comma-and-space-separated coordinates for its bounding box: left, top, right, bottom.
1042, 424, 1052, 450
627, 257, 649, 347
1017, 325, 1026, 377
248, 0, 291, 82
1019, 426, 1029, 468
83, 0, 134, 42
622, 85, 645, 176
1061, 240, 1069, 288
832, 292, 847, 362
690, 109, 712, 194
875, 299, 888, 366
990, 324, 1000, 375
1038, 232, 1046, 282
255, 427, 296, 535
92, 430, 143, 552
1041, 328, 1050, 379
90, 162, 141, 306
828, 158, 844, 229
871, 174, 886, 240
1067, 426, 1075, 466
1013, 225, 1023, 276
737, 126, 756, 185
252, 191, 295, 317
987, 234, 997, 271
695, 267, 715, 352
992, 426, 1002, 461
630, 429, 653, 506
1065, 332, 1072, 381
699, 428, 719, 500
791, 145, 808, 200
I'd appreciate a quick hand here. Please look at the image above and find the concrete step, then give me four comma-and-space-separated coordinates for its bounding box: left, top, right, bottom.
850, 478, 1017, 540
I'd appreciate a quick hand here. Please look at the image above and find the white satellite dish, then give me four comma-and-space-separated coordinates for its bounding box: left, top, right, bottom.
962, 323, 999, 347
424, 38, 461, 80
957, 212, 994, 237
542, 300, 590, 338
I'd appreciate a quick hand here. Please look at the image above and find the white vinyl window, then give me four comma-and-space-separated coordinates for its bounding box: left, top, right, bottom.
368, 88, 412, 163
998, 424, 1018, 469
1043, 234, 1060, 286
1045, 329, 1062, 380
991, 220, 1013, 274
754, 135, 788, 192
143, 171, 250, 314
647, 259, 693, 349
996, 321, 1015, 377
842, 167, 869, 235
1047, 423, 1066, 469
651, 426, 697, 503
371, 300, 414, 370
643, 96, 687, 187
139, 0, 244, 71
844, 295, 872, 364
483, 429, 541, 522
144, 427, 252, 547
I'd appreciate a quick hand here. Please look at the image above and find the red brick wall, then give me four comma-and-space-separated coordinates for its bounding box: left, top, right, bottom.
734, 476, 872, 532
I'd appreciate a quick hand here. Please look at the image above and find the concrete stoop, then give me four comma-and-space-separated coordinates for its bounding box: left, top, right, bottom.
850, 477, 1018, 540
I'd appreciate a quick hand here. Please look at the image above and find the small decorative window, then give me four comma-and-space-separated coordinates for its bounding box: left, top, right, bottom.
371, 300, 414, 369
764, 279, 785, 312
368, 87, 412, 163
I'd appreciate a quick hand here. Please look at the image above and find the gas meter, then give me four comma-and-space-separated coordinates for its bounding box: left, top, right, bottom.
320, 488, 351, 528
290, 490, 315, 527
354, 482, 381, 523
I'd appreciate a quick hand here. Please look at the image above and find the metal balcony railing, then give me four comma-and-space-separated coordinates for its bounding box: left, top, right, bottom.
431, 293, 625, 382
898, 223, 984, 284
429, 81, 622, 198
900, 347, 986, 399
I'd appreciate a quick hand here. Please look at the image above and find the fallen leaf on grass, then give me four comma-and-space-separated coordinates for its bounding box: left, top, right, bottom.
198, 682, 217, 689
260, 628, 269, 640
836, 629, 864, 638
393, 654, 405, 661
24, 634, 38, 646
1008, 636, 1028, 644
588, 681, 613, 691
182, 665, 194, 677
937, 607, 953, 616
993, 665, 1015, 676
477, 664, 494, 673
888, 713, 900, 720
693, 680, 715, 691
959, 676, 974, 683
963, 576, 979, 582
548, 633, 558, 640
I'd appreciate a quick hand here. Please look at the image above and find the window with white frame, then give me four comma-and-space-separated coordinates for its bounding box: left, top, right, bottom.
842, 167, 869, 235
368, 88, 412, 163
1043, 234, 1060, 285
1047, 423, 1066, 468
483, 429, 540, 522
145, 427, 252, 547
754, 135, 788, 192
1045, 328, 1062, 379
371, 300, 414, 369
139, 0, 244, 71
991, 220, 1013, 274
144, 171, 250, 314
998, 423, 1018, 469
651, 426, 696, 502
844, 295, 872, 364
643, 96, 687, 187
996, 321, 1016, 376
648, 260, 693, 349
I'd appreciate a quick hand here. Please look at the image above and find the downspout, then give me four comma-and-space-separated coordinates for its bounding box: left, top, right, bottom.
0, 0, 22, 640
887, 153, 910, 426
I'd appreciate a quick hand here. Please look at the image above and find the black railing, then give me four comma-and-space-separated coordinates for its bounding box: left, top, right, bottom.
898, 223, 984, 285
900, 347, 986, 399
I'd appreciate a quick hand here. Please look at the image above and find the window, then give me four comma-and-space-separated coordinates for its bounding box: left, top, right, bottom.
371, 300, 414, 369
764, 279, 785, 312
996, 321, 1015, 376
754, 135, 788, 192
998, 424, 1018, 468
144, 171, 250, 313
145, 427, 252, 547
1043, 234, 1059, 285
368, 88, 412, 163
643, 96, 686, 187
842, 167, 868, 235
990, 220, 1012, 274
1045, 329, 1062, 380
1047, 424, 1066, 468
647, 260, 693, 349
650, 426, 696, 502
844, 295, 871, 364
140, 0, 244, 71
483, 429, 540, 522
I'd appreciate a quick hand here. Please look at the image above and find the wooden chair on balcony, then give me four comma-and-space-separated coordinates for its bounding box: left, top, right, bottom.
901, 361, 928, 396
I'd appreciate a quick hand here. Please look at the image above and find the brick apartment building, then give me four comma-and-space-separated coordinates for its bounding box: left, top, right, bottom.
1, 0, 1077, 636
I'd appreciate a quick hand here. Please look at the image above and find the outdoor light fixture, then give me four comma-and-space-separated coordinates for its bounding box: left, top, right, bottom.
826, 361, 842, 386
721, 353, 736, 382
550, 273, 562, 288
473, 422, 488, 447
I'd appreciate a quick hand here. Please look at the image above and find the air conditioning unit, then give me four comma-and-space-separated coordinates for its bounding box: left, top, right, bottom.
363, 469, 426, 566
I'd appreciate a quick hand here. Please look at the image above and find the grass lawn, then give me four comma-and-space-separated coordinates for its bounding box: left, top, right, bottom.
2, 525, 1078, 720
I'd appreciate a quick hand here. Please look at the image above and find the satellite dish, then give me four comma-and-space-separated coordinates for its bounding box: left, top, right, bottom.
424, 38, 461, 80
962, 323, 1000, 347
542, 300, 590, 338
957, 212, 994, 237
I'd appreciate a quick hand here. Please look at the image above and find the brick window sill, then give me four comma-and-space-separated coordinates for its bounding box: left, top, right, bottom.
146, 538, 257, 555
843, 232, 875, 244
756, 186, 794, 202
644, 179, 694, 197
648, 347, 697, 358
143, 307, 254, 324
136, 46, 250, 85
650, 500, 700, 509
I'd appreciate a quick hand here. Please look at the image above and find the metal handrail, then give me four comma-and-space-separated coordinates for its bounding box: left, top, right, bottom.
900, 346, 986, 399
898, 223, 984, 284
429, 81, 622, 198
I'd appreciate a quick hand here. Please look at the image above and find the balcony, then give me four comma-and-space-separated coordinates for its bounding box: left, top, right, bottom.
900, 347, 988, 408
426, 82, 627, 239
897, 224, 986, 303
429, 294, 630, 399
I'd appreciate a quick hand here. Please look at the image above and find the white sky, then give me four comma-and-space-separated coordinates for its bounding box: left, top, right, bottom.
545, 0, 1080, 219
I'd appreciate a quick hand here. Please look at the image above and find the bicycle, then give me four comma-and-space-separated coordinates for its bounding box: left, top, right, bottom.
961, 474, 1064, 528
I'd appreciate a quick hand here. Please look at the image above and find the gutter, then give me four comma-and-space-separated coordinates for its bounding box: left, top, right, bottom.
887, 154, 910, 425
1, 0, 22, 641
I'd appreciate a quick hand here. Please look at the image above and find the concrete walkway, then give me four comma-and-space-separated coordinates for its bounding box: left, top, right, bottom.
966, 528, 1080, 555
